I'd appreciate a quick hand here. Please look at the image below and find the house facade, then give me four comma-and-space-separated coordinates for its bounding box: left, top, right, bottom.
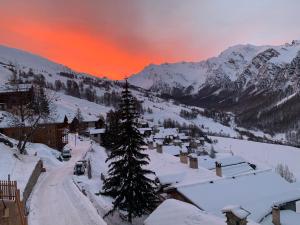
0, 122, 68, 150
0, 85, 34, 111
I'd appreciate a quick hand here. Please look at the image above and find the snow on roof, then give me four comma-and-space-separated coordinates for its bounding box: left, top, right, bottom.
154, 128, 179, 139
178, 133, 189, 139
222, 205, 250, 219
0, 111, 68, 128
197, 155, 255, 177
198, 155, 246, 170
138, 127, 152, 134
212, 163, 255, 177
144, 199, 227, 225
89, 128, 105, 135
0, 84, 32, 93
177, 171, 300, 222
261, 210, 300, 225
182, 142, 190, 147
162, 145, 186, 156
146, 150, 218, 187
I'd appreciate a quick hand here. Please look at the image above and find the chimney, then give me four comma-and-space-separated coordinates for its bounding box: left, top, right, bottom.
180, 151, 188, 164
189, 154, 198, 169
215, 162, 222, 177
272, 205, 281, 225
222, 206, 249, 225
156, 143, 163, 153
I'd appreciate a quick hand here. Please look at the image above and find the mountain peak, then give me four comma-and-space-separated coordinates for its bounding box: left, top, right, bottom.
129, 40, 300, 93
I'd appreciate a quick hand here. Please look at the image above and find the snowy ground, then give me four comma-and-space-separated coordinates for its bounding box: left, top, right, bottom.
73, 142, 147, 225
0, 135, 61, 199
28, 135, 107, 225
212, 136, 300, 180
0, 138, 39, 197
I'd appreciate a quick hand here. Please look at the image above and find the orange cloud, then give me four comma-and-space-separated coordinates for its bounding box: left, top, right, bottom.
1, 19, 156, 79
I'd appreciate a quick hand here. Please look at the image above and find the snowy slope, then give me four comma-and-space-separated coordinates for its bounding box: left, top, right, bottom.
0, 45, 67, 74
53, 92, 113, 122
0, 44, 249, 138
0, 134, 61, 198
212, 136, 300, 180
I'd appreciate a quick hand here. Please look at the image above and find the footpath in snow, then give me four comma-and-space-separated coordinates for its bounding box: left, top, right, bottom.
28, 135, 106, 225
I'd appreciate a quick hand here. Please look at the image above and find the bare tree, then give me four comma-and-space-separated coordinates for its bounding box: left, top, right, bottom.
275, 163, 296, 183
10, 86, 57, 154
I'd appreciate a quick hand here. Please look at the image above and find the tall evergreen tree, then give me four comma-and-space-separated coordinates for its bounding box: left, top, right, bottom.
102, 109, 122, 149
101, 80, 158, 223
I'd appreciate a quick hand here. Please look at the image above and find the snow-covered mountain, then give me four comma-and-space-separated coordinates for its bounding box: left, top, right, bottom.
129, 40, 300, 94
129, 40, 300, 135
0, 44, 255, 140
129, 44, 263, 94
2, 44, 299, 143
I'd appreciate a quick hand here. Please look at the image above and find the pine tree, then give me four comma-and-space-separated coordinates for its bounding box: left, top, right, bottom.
102, 110, 122, 149
34, 86, 50, 116
101, 80, 158, 223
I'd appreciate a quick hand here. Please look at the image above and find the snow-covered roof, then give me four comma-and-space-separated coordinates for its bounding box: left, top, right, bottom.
162, 145, 186, 156
89, 128, 105, 135
178, 133, 190, 140
154, 128, 179, 139
0, 84, 32, 93
138, 127, 152, 134
197, 155, 255, 177
198, 155, 246, 170
261, 210, 300, 225
146, 150, 218, 187
213, 163, 255, 177
177, 171, 300, 222
222, 205, 250, 219
144, 199, 227, 225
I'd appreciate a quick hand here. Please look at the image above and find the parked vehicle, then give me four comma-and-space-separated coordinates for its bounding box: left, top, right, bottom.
61, 148, 71, 160
74, 161, 85, 175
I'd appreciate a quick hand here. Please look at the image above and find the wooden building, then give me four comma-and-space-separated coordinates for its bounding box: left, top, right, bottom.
89, 128, 105, 144
69, 117, 105, 133
0, 121, 68, 151
0, 86, 34, 111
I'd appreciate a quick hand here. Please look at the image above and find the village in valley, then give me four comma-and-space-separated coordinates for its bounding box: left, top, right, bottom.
3, 1, 300, 225
1, 70, 300, 225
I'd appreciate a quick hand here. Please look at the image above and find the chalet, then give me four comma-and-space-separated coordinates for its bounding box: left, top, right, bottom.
153, 128, 179, 141
137, 118, 149, 128
146, 149, 218, 188
138, 127, 152, 137
89, 128, 105, 144
144, 199, 260, 225
0, 85, 34, 111
160, 145, 185, 156
69, 117, 104, 133
0, 120, 68, 151
175, 171, 300, 225
178, 133, 190, 142
195, 155, 256, 177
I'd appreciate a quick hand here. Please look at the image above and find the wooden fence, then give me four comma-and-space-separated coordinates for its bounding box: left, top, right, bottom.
0, 180, 17, 201
0, 180, 28, 225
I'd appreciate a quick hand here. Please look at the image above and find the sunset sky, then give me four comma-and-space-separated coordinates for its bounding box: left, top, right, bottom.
1, 0, 300, 79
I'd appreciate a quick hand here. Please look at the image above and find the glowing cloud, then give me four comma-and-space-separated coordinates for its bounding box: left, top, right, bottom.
1, 0, 300, 79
